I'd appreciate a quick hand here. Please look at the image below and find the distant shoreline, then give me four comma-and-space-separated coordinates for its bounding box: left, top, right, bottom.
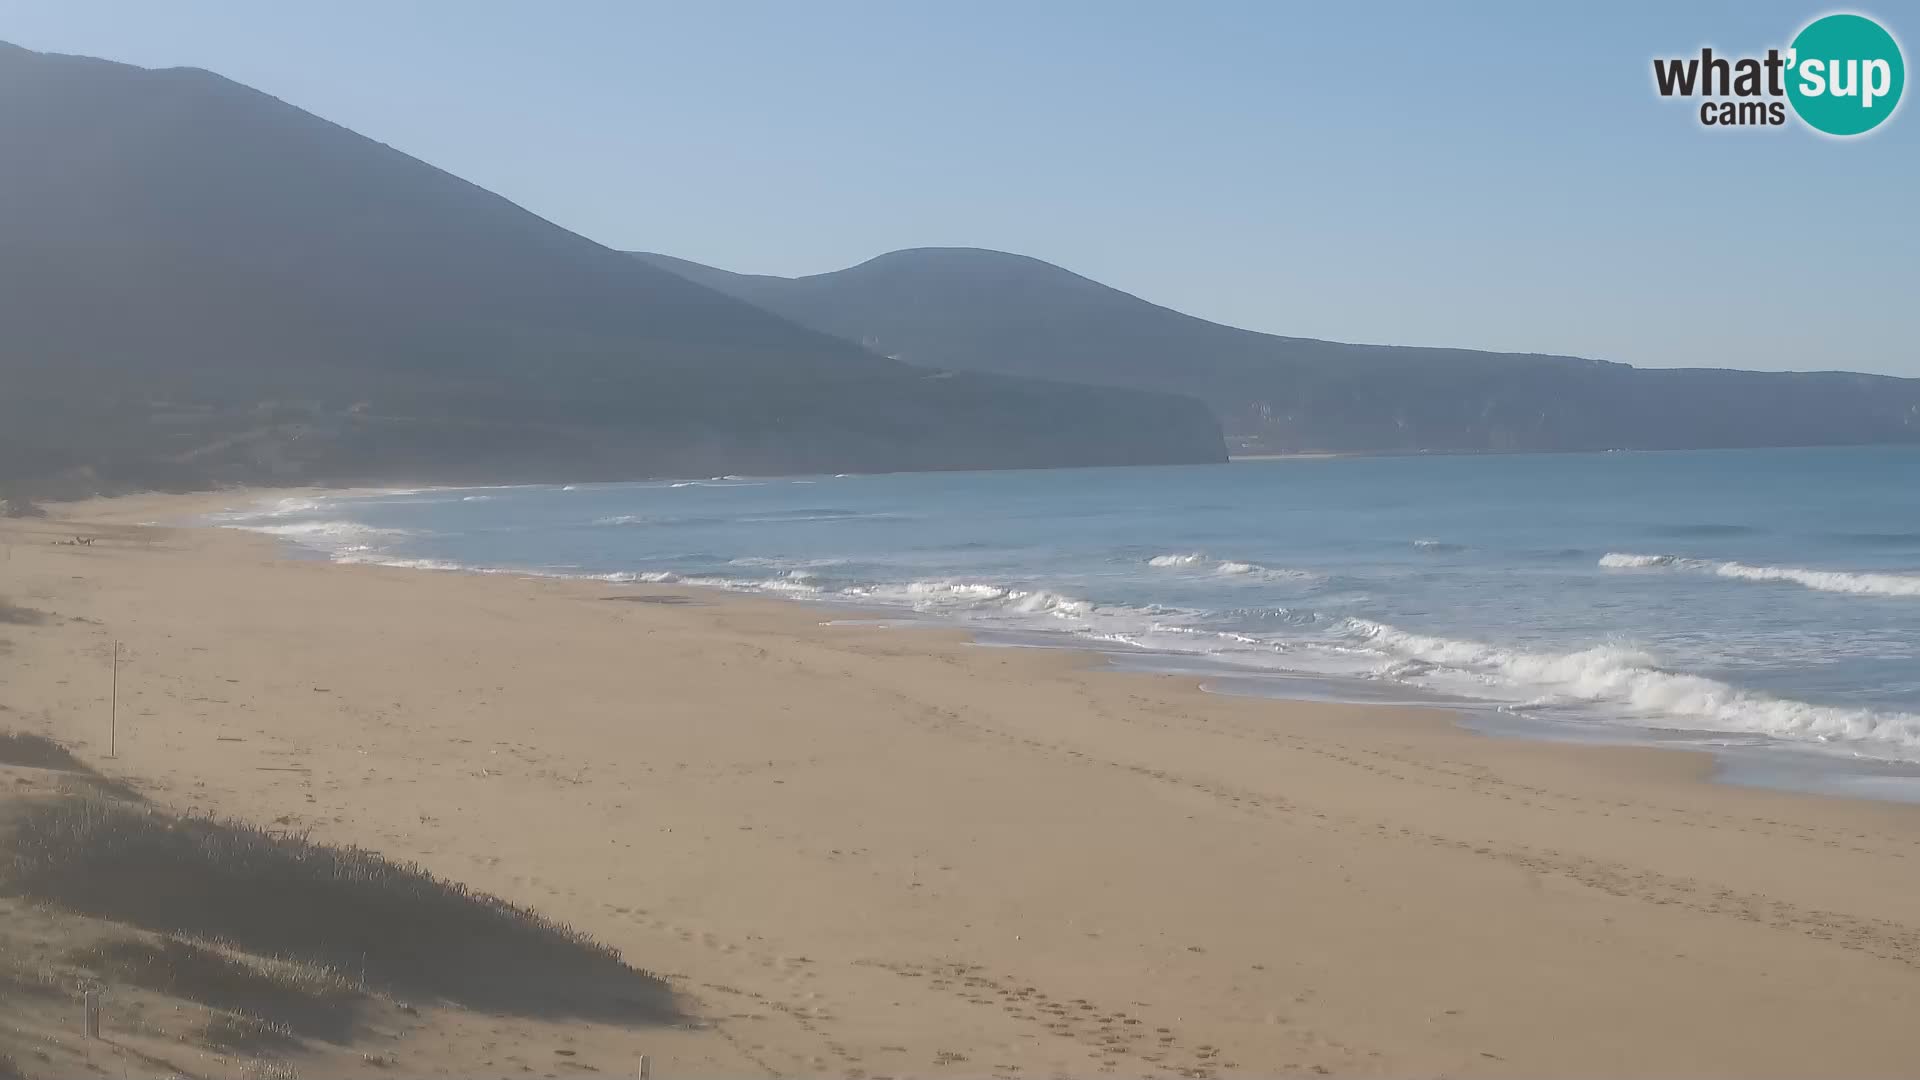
21, 441, 1920, 514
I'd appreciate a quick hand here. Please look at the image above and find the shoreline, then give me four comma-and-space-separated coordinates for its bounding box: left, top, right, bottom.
155, 485, 1920, 808
9, 491, 1920, 1074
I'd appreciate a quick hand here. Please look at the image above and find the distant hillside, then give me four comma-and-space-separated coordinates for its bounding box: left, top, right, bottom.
0, 45, 1222, 498
635, 248, 1920, 454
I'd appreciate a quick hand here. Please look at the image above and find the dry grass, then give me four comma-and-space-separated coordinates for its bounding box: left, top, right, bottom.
5, 797, 673, 1023
0, 731, 140, 802
0, 952, 64, 1002
67, 935, 360, 1042
199, 1008, 299, 1054
0, 733, 85, 773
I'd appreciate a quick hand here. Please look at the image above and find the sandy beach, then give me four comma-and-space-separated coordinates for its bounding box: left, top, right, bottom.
4, 491, 1920, 1077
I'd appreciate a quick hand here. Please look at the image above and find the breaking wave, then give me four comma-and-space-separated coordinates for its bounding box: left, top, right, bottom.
840, 579, 1101, 619
1148, 552, 1206, 567
1148, 552, 1317, 582
1598, 552, 1694, 569
1215, 560, 1316, 582
1340, 619, 1920, 756
1601, 553, 1920, 597
1715, 562, 1920, 598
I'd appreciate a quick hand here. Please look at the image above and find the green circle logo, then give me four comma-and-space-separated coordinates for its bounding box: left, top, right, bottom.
1787, 13, 1905, 135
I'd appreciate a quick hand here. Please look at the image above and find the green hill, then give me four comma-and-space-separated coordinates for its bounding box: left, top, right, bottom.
0, 44, 1223, 498
635, 247, 1920, 454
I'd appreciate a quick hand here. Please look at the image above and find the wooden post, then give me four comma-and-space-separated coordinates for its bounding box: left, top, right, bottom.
109, 641, 119, 758
83, 990, 100, 1038
638, 1054, 651, 1079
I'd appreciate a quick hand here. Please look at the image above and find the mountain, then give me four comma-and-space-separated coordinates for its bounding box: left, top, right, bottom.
634, 247, 1920, 454
0, 45, 1223, 498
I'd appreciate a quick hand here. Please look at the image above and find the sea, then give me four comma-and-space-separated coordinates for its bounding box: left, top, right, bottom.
209, 445, 1920, 800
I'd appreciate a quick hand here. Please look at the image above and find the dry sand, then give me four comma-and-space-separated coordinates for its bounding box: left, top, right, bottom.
4, 491, 1920, 1077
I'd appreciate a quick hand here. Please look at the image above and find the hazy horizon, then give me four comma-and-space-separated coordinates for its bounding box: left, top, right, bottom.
3, 1, 1914, 376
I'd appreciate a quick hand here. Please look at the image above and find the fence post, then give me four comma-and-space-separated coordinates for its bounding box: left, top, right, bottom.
83, 989, 100, 1038
109, 640, 119, 758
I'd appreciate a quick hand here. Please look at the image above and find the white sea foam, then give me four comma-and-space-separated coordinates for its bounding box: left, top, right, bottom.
671, 574, 824, 596
1214, 560, 1316, 581
1714, 562, 1920, 598
241, 520, 412, 547
257, 496, 326, 516
208, 493, 434, 564
211, 495, 329, 523
337, 554, 467, 572
1601, 552, 1920, 597
1340, 618, 1920, 755
1149, 552, 1316, 582
329, 553, 685, 584
1599, 552, 1687, 568
837, 579, 1131, 622
1148, 552, 1206, 567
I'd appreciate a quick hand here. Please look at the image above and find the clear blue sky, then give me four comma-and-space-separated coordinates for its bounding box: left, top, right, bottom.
4, 1, 1915, 375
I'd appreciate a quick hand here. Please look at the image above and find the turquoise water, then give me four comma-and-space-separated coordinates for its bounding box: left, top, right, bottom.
215, 446, 1920, 770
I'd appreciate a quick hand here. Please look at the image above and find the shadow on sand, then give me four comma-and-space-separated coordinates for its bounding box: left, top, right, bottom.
5, 796, 676, 1027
